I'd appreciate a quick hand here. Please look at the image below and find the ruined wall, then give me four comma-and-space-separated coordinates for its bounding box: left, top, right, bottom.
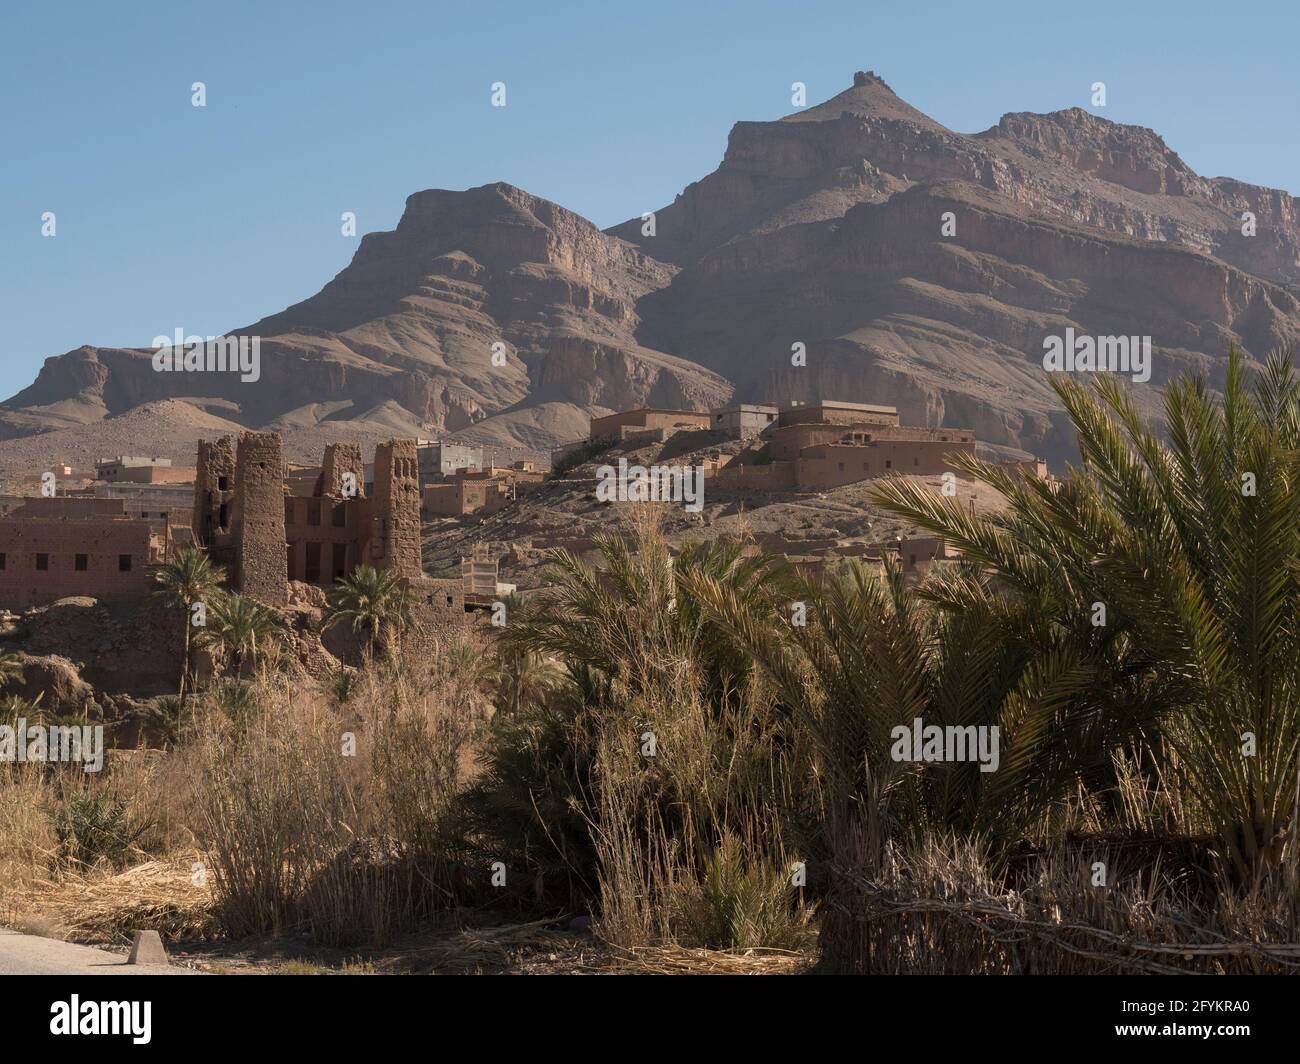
232, 432, 287, 607
194, 437, 236, 562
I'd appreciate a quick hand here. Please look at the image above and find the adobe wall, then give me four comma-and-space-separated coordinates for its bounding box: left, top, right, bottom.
712, 461, 798, 493
233, 432, 287, 607
106, 465, 196, 485
0, 519, 153, 609
778, 404, 899, 428
423, 480, 510, 516
589, 409, 711, 440
768, 423, 856, 461
285, 496, 363, 585
9, 497, 127, 519
795, 438, 976, 489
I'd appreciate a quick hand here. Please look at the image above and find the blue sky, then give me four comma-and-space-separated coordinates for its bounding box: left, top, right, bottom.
2, 0, 1296, 399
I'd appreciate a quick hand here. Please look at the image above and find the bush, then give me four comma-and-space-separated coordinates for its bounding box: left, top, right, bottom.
51, 789, 150, 871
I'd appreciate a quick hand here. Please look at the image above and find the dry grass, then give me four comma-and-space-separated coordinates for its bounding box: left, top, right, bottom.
0, 768, 58, 895
607, 944, 811, 975
821, 833, 1300, 974
186, 659, 482, 946
8, 858, 216, 945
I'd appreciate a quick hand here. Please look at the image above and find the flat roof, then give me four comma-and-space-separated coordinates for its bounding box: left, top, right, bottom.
800, 400, 898, 413
592, 407, 711, 418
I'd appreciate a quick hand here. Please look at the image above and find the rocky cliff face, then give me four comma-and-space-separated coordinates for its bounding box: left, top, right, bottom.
4, 72, 1297, 467
610, 72, 1300, 462
1, 182, 730, 455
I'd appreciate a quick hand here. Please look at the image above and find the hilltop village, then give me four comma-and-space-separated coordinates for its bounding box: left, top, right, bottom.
0, 397, 1047, 717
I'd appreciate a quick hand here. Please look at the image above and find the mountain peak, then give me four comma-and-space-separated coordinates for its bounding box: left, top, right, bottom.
782, 69, 947, 130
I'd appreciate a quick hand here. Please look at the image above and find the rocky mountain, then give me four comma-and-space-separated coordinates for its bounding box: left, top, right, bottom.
4, 71, 1298, 470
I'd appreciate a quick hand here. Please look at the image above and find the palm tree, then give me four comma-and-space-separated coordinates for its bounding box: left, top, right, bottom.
324, 565, 415, 662
154, 547, 226, 703
201, 591, 281, 678
680, 551, 1034, 841
870, 348, 1300, 881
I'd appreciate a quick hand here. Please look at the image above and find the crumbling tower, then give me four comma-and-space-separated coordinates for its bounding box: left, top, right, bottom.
233, 432, 287, 606
370, 439, 422, 577
316, 443, 365, 499
194, 438, 235, 545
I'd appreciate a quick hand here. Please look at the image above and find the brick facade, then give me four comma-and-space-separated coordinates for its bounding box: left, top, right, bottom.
0, 499, 161, 609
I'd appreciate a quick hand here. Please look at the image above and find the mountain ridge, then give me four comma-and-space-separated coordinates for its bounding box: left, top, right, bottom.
4, 70, 1297, 473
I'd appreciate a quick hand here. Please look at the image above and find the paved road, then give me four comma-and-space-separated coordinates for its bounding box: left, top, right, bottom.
0, 929, 195, 975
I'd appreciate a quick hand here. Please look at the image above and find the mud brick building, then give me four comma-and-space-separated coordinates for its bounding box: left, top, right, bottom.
0, 497, 168, 609
194, 432, 462, 627
589, 407, 712, 443
95, 456, 196, 485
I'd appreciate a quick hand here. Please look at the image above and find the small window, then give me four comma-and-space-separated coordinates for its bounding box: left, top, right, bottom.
332, 503, 345, 528
837, 462, 844, 472
218, 475, 230, 491
119, 554, 132, 572
219, 503, 229, 529
0, 552, 6, 570
36, 553, 49, 571
141, 510, 148, 518
75, 554, 88, 571
885, 460, 892, 469
446, 594, 454, 607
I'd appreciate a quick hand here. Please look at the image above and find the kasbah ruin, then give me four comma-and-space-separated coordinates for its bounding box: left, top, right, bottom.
0, 397, 1049, 721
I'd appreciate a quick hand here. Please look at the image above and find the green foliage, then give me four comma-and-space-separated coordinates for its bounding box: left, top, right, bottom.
201, 591, 282, 676
329, 667, 360, 706
324, 565, 415, 660
51, 790, 149, 870
672, 834, 810, 950
154, 546, 226, 702
868, 348, 1300, 880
